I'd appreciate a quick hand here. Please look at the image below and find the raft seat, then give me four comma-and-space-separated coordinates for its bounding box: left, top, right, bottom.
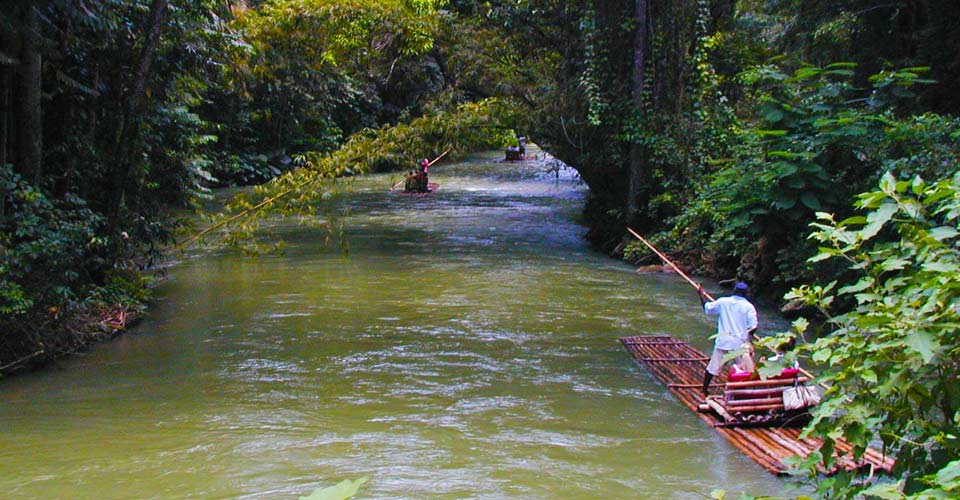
710, 368, 806, 425
698, 367, 806, 427
727, 367, 799, 383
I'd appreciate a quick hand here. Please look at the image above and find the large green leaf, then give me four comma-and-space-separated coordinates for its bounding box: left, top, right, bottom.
929, 226, 959, 241
299, 477, 369, 500
935, 460, 960, 487
880, 171, 898, 195
905, 331, 940, 364
799, 191, 821, 210
763, 106, 785, 123
859, 480, 905, 499
860, 202, 898, 240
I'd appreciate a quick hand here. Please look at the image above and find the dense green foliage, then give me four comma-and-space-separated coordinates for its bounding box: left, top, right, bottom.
1, 0, 221, 368
668, 64, 960, 295
523, 0, 960, 292
0, 165, 103, 316
755, 173, 960, 499
3, 1, 960, 497
202, 0, 448, 185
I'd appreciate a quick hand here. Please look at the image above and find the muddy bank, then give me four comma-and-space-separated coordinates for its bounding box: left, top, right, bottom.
0, 269, 151, 377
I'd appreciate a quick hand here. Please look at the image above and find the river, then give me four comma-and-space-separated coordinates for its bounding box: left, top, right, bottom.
0, 149, 803, 499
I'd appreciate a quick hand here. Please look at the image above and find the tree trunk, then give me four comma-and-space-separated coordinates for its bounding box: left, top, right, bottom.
0, 65, 8, 219
626, 0, 649, 227
108, 0, 169, 230
710, 0, 734, 31
16, 5, 43, 185
1, 44, 11, 171
0, 20, 17, 220
81, 65, 99, 201
128, 0, 168, 129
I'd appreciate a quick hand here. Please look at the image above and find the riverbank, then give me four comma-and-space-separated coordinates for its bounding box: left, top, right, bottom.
0, 265, 152, 377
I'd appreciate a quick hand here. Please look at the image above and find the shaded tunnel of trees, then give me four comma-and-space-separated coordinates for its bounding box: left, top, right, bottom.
2, 2, 960, 497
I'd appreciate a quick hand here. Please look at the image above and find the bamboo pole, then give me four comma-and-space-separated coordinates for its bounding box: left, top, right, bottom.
626, 227, 714, 301
743, 432, 797, 468
765, 430, 816, 460
669, 383, 724, 389
622, 339, 689, 346
637, 351, 684, 382
634, 338, 707, 363
427, 149, 450, 167
635, 348, 699, 387
720, 428, 783, 474
725, 387, 789, 398
797, 367, 831, 391
639, 357, 710, 362
632, 341, 707, 395
705, 396, 736, 422
725, 397, 783, 408
725, 403, 783, 412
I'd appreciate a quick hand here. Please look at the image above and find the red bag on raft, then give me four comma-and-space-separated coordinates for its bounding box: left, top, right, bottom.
727, 367, 799, 382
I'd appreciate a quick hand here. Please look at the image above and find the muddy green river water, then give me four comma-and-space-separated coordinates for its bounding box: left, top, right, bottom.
0, 150, 804, 499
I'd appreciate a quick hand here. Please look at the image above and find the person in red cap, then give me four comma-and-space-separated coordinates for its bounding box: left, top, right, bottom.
697, 281, 758, 397
418, 158, 430, 193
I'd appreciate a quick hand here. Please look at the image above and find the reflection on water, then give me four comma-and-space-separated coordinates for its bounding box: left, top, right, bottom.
0, 149, 801, 499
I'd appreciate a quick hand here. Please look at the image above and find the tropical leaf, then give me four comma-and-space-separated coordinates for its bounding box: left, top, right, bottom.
299, 477, 369, 500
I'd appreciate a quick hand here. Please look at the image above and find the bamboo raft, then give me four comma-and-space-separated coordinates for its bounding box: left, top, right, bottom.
619, 335, 895, 475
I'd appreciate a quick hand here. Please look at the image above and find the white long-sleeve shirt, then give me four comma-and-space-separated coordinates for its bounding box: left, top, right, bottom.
703, 295, 758, 350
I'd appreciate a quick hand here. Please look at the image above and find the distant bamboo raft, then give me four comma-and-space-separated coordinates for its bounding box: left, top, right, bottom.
619, 335, 895, 475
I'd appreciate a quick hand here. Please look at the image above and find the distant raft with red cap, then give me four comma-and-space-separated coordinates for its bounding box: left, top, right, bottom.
394, 182, 438, 196
390, 151, 449, 195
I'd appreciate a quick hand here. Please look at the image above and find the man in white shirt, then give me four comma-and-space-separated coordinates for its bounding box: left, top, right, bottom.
699, 282, 758, 397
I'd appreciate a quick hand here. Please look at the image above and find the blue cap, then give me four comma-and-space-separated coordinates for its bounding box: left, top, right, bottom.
734, 282, 749, 291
